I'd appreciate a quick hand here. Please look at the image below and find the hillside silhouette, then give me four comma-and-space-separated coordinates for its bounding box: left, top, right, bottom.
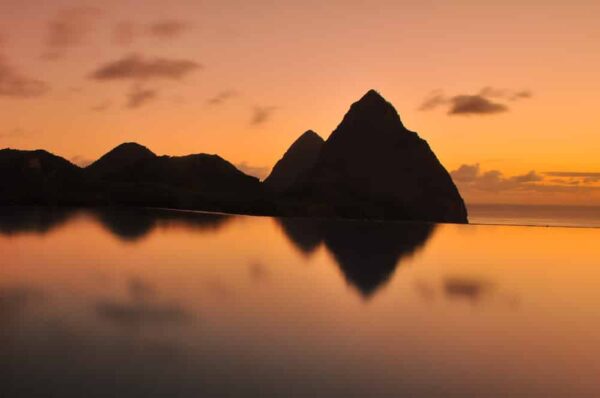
0, 90, 468, 223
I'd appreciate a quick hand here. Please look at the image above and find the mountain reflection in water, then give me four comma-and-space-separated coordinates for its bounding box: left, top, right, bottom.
0, 207, 432, 297
2, 207, 600, 398
277, 218, 435, 296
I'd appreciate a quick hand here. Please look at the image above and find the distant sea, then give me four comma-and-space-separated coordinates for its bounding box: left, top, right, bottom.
468, 204, 600, 228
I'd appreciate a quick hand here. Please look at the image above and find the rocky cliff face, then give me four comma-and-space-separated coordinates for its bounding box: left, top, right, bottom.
264, 130, 324, 193
291, 90, 468, 223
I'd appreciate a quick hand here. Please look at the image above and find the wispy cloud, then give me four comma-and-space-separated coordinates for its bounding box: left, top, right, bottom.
420, 87, 532, 116
206, 90, 238, 106
42, 7, 102, 60
545, 171, 600, 183
126, 85, 158, 108
250, 106, 277, 126
90, 54, 201, 81
452, 163, 543, 191
0, 56, 49, 98
448, 95, 508, 115
451, 163, 600, 196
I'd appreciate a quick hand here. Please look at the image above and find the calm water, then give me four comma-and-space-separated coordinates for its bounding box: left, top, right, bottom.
1, 207, 600, 397
469, 203, 600, 228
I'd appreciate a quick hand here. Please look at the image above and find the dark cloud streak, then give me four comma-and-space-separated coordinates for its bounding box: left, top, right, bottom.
448, 95, 508, 115
90, 54, 201, 81
420, 86, 531, 116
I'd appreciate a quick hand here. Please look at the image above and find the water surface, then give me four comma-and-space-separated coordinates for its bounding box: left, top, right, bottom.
1, 207, 599, 397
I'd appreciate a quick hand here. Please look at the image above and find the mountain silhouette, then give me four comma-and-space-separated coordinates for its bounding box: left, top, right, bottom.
86, 142, 156, 179
85, 143, 264, 211
1, 91, 468, 223
277, 217, 436, 297
288, 90, 468, 223
263, 130, 324, 193
0, 149, 86, 205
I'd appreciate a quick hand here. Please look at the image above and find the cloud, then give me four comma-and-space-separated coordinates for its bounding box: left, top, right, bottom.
250, 106, 277, 126
42, 7, 102, 60
444, 277, 493, 303
450, 164, 480, 182
448, 95, 508, 115
206, 90, 238, 106
545, 171, 600, 183
451, 164, 544, 191
479, 87, 532, 101
418, 90, 446, 111
0, 56, 49, 98
126, 85, 158, 108
90, 54, 201, 81
148, 20, 190, 39
420, 87, 531, 116
451, 164, 600, 198
235, 161, 270, 179
545, 171, 600, 177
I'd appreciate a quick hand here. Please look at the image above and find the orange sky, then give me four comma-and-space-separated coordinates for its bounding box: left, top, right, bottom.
1, 0, 599, 205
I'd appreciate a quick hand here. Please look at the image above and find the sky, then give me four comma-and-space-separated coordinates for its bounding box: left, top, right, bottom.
1, 0, 599, 205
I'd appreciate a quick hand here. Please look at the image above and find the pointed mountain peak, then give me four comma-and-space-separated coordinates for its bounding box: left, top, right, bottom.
351, 89, 400, 116
326, 90, 408, 145
361, 89, 386, 102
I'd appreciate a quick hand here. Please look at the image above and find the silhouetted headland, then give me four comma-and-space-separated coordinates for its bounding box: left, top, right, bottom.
0, 90, 467, 223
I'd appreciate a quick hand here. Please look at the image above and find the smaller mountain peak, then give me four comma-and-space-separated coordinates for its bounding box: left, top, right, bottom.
264, 130, 325, 193
87, 142, 156, 175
